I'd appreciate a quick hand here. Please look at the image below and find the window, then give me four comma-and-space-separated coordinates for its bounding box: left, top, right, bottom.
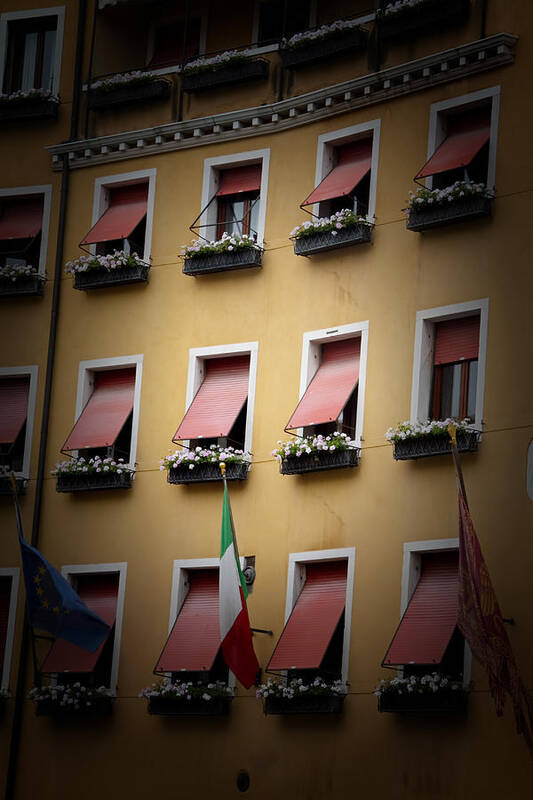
0, 366, 38, 478
173, 342, 258, 453
421, 86, 500, 191
148, 16, 202, 68
0, 568, 20, 694
199, 150, 270, 246
61, 355, 143, 468
81, 169, 156, 262
0, 185, 52, 276
410, 299, 488, 428
267, 548, 355, 685
40, 563, 127, 692
286, 322, 368, 444
0, 8, 65, 96
382, 540, 471, 686
254, 0, 313, 45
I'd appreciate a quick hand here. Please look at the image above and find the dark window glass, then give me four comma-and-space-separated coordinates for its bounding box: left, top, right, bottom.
257, 0, 311, 44
4, 16, 57, 93
431, 360, 477, 421
150, 17, 201, 67
216, 193, 259, 239
0, 231, 41, 269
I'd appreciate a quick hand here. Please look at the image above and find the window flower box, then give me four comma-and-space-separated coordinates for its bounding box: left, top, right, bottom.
142, 679, 233, 716
274, 433, 360, 475
292, 212, 373, 256
0, 475, 26, 496
405, 181, 492, 232
30, 684, 114, 717
280, 22, 367, 69
0, 90, 59, 122
87, 73, 171, 111
376, 674, 468, 715
258, 678, 345, 715
387, 420, 480, 461
181, 52, 268, 92
377, 0, 470, 40
163, 446, 251, 485
0, 265, 45, 297
53, 457, 134, 493
66, 251, 149, 290
182, 233, 263, 276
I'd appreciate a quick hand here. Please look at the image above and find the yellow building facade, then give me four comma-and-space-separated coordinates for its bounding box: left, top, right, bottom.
1, 0, 532, 797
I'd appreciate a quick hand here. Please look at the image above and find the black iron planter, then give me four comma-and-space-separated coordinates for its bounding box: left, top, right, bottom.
181, 59, 268, 92
168, 461, 250, 485
293, 223, 372, 256
148, 696, 232, 716
56, 471, 134, 493
392, 431, 480, 461
87, 79, 171, 111
280, 28, 367, 69
407, 196, 492, 232
264, 694, 345, 715
183, 247, 263, 276
0, 476, 26, 496
0, 275, 45, 297
378, 0, 470, 40
35, 697, 114, 717
280, 448, 360, 475
73, 264, 150, 290
0, 97, 59, 122
378, 691, 468, 715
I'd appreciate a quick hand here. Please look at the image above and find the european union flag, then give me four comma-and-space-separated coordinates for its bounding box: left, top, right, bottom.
15, 501, 109, 653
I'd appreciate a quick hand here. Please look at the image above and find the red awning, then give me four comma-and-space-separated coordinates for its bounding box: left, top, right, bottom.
41, 573, 119, 673
62, 368, 135, 452
383, 552, 458, 666
267, 561, 347, 671
0, 576, 11, 669
0, 376, 30, 446
416, 109, 491, 179
434, 316, 480, 365
0, 198, 43, 241
216, 165, 262, 197
286, 338, 360, 431
80, 184, 148, 245
156, 570, 221, 672
302, 139, 372, 206
173, 355, 250, 441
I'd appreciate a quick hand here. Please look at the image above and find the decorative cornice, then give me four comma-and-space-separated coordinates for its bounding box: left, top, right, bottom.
48, 33, 517, 171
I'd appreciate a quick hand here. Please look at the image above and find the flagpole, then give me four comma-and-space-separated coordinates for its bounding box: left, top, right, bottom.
447, 423, 469, 510
220, 461, 243, 574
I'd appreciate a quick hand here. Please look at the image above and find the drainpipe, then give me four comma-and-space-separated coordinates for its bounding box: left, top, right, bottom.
84, 0, 98, 139
4, 0, 87, 797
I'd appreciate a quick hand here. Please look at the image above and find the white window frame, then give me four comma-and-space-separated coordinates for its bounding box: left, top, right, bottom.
0, 365, 38, 479
410, 298, 489, 429
61, 562, 127, 693
199, 149, 270, 246
252, 0, 317, 45
296, 321, 368, 447
312, 118, 381, 220
0, 185, 52, 277
181, 341, 258, 454
89, 168, 156, 263
284, 547, 356, 686
401, 539, 471, 687
146, 8, 207, 73
73, 355, 143, 469
0, 6, 65, 96
0, 568, 20, 693
426, 86, 501, 191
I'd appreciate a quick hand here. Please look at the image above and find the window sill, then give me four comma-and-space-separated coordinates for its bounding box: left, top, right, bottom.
35, 697, 114, 717
183, 247, 263, 276
378, 690, 468, 715
377, 0, 470, 40
293, 223, 373, 256
0, 476, 26, 496
56, 471, 134, 493
280, 448, 360, 475
407, 195, 492, 232
0, 96, 59, 123
167, 461, 250, 485
264, 694, 345, 715
73, 264, 150, 291
87, 78, 171, 111
280, 28, 367, 69
0, 275, 45, 297
181, 59, 269, 93
392, 431, 480, 461
147, 696, 232, 716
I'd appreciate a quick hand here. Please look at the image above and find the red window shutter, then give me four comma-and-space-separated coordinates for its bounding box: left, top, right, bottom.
434, 316, 480, 365
41, 573, 119, 674
173, 355, 250, 441
80, 183, 148, 245
0, 198, 43, 241
267, 561, 347, 671
416, 108, 491, 179
286, 338, 360, 431
156, 570, 221, 672
216, 165, 262, 196
383, 552, 458, 667
0, 576, 12, 671
0, 376, 30, 446
302, 139, 372, 206
62, 368, 135, 452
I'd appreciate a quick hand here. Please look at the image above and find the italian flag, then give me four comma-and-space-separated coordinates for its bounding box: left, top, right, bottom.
219, 481, 259, 689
